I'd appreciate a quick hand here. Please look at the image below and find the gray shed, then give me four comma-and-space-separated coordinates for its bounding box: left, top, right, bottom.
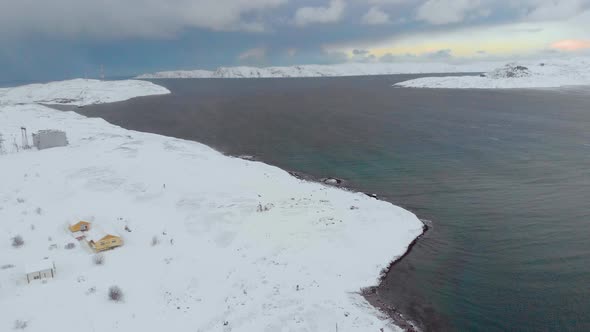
32, 130, 68, 150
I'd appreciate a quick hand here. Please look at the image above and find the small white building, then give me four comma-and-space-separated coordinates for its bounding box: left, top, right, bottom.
32, 130, 68, 150
25, 260, 56, 283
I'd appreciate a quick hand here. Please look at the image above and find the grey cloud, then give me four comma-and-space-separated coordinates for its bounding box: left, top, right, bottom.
352, 49, 370, 55
294, 0, 346, 27
425, 48, 453, 59
351, 49, 377, 62
361, 6, 391, 24
413, 0, 590, 26
0, 0, 287, 40
523, 0, 590, 20
416, 0, 484, 25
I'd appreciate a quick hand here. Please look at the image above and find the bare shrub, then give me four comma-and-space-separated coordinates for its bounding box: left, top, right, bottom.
16, 198, 25, 204
256, 203, 274, 212
108, 286, 123, 302
93, 254, 104, 265
11, 235, 24, 248
64, 242, 76, 250
151, 236, 159, 246
35, 207, 42, 215
14, 320, 27, 330
86, 286, 96, 295
1, 264, 15, 270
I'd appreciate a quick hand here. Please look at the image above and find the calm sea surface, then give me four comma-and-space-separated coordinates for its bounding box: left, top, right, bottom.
77, 75, 590, 331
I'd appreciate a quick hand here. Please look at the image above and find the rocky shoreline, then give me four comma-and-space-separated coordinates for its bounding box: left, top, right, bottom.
239, 154, 429, 332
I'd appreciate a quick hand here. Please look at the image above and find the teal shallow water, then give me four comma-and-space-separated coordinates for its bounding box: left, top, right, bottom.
79, 76, 590, 331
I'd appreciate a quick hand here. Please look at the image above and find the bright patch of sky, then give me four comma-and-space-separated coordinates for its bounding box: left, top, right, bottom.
1, 0, 590, 82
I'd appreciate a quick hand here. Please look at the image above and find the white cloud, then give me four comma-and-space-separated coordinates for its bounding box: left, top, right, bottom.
294, 0, 346, 27
0, 0, 287, 40
238, 47, 267, 62
416, 0, 482, 25
361, 6, 390, 24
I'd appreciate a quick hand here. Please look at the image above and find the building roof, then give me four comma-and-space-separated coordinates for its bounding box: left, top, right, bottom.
69, 220, 90, 226
25, 259, 54, 274
36, 129, 66, 135
86, 225, 121, 242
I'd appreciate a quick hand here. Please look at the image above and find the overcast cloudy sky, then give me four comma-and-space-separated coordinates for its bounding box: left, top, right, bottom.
1, 0, 590, 82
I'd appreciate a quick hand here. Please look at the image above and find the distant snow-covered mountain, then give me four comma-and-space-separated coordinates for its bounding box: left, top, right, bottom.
136, 62, 504, 79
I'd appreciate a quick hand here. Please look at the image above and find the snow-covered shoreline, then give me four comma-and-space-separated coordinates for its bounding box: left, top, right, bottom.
0, 79, 423, 331
395, 57, 590, 89
136, 61, 503, 79
0, 79, 170, 106
138, 57, 590, 90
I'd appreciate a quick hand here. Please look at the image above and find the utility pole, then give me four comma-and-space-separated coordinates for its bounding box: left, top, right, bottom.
13, 136, 19, 152
0, 133, 5, 154
20, 127, 30, 149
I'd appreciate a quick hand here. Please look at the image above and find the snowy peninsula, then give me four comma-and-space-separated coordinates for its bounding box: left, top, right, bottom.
0, 79, 169, 106
0, 79, 424, 332
395, 57, 590, 89
136, 61, 503, 79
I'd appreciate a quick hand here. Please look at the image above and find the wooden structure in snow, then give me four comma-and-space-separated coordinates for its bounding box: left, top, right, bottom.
69, 220, 91, 233
69, 221, 91, 240
87, 228, 123, 252
26, 260, 56, 283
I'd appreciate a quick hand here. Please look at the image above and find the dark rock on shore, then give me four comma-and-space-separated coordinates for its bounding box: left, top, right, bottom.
321, 177, 343, 186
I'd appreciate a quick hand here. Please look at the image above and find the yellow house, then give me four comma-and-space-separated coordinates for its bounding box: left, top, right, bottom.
69, 220, 91, 233
87, 228, 123, 252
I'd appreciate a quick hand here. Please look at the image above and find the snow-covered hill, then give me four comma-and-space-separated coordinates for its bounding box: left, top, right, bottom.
0, 80, 423, 331
395, 57, 590, 89
0, 79, 169, 106
137, 61, 503, 79
137, 70, 215, 79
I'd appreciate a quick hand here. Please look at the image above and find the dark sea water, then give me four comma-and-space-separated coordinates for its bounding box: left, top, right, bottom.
77, 75, 590, 331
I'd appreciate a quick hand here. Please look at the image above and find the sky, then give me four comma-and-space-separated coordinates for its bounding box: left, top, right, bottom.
1, 0, 590, 82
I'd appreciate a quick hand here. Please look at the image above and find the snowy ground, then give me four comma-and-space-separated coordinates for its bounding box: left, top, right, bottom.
0, 80, 423, 331
0, 79, 169, 106
395, 57, 590, 89
137, 61, 503, 79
